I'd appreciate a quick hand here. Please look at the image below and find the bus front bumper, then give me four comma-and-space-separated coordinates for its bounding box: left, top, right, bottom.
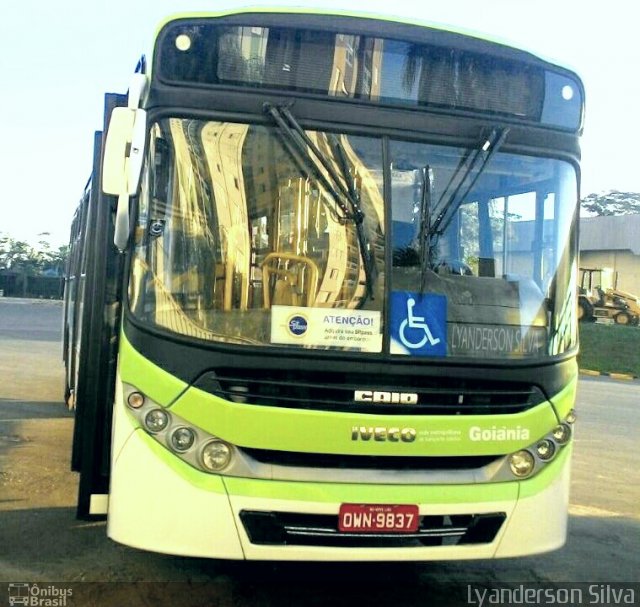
107, 427, 570, 561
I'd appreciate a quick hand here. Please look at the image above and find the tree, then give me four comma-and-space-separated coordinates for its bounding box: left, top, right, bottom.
0, 233, 68, 276
581, 190, 640, 216
0, 235, 37, 273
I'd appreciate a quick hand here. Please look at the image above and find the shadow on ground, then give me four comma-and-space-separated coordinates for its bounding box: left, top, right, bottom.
1, 507, 638, 606
0, 398, 74, 420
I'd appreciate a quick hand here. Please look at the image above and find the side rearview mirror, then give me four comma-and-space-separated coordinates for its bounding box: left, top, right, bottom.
102, 107, 147, 196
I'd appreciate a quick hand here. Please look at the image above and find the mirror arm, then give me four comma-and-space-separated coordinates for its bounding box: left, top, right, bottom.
128, 73, 148, 109
114, 193, 130, 252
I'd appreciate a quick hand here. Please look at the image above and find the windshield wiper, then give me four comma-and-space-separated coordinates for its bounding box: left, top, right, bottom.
263, 102, 376, 301
263, 103, 350, 223
430, 127, 510, 237
329, 133, 377, 301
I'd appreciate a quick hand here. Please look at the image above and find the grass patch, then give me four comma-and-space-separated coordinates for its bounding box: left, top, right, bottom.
578, 323, 640, 376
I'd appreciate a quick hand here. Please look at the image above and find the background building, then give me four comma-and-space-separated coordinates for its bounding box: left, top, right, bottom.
579, 214, 640, 295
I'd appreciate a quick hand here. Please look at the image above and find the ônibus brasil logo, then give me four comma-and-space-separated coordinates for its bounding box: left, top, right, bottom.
7, 584, 73, 607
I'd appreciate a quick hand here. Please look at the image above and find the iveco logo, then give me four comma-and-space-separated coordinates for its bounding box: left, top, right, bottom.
354, 390, 418, 405
351, 426, 417, 442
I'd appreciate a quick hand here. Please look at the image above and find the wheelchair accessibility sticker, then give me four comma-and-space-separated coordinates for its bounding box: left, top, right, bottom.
390, 292, 447, 356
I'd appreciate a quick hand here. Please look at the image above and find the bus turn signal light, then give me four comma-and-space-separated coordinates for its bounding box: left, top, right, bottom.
127, 392, 145, 409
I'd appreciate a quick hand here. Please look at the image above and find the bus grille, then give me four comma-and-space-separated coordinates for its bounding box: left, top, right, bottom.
240, 511, 506, 547
195, 369, 544, 415
240, 448, 500, 471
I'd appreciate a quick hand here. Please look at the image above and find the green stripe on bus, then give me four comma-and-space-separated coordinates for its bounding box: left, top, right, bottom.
119, 332, 187, 406
171, 385, 559, 457
119, 338, 575, 457
223, 446, 569, 503
137, 426, 570, 503
549, 378, 578, 421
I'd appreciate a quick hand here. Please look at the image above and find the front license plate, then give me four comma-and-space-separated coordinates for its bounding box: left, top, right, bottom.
338, 504, 420, 533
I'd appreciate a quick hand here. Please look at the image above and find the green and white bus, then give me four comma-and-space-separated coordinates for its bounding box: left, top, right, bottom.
63, 9, 582, 561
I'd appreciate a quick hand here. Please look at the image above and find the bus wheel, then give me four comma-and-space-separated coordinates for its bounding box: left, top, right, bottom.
614, 311, 632, 325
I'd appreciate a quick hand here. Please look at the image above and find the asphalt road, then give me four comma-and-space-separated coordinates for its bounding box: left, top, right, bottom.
0, 298, 638, 606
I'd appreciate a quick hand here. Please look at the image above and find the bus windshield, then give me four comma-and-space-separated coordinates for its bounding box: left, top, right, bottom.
129, 117, 578, 360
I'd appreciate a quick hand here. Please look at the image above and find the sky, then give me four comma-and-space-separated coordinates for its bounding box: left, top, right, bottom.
1, 0, 639, 247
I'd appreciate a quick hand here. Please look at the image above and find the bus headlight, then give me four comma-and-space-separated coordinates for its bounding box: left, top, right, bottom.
124, 384, 242, 476
170, 427, 195, 452
499, 409, 575, 480
201, 440, 232, 471
535, 439, 556, 461
145, 409, 170, 433
552, 423, 571, 445
509, 450, 535, 477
